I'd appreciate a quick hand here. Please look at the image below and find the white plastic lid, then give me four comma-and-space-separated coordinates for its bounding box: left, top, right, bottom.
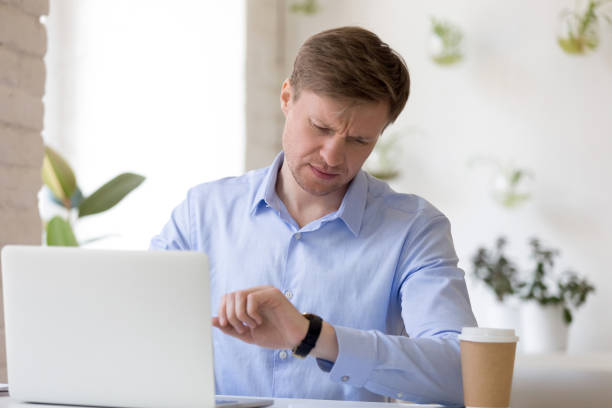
458, 327, 519, 343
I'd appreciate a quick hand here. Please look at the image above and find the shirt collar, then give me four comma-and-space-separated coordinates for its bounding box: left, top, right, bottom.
251, 151, 368, 237
334, 170, 367, 237
251, 152, 284, 215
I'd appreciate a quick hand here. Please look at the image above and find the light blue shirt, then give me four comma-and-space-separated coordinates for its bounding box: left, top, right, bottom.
150, 152, 477, 406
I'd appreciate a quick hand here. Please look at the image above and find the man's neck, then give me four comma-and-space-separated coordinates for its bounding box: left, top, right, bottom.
275, 163, 348, 229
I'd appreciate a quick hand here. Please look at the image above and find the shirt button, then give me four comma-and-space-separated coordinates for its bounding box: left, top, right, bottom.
294, 232, 302, 240
284, 290, 293, 299
279, 351, 288, 360
341, 375, 349, 382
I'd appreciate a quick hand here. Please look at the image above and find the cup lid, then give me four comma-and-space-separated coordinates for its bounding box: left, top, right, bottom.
458, 327, 519, 343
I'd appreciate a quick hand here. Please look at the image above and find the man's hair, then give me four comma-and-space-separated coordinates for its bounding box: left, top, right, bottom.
289, 26, 410, 124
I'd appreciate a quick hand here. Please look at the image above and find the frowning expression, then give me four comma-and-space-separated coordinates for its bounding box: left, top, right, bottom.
280, 81, 390, 197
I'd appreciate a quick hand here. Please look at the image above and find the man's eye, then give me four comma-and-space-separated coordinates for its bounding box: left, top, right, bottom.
313, 123, 329, 133
353, 139, 368, 145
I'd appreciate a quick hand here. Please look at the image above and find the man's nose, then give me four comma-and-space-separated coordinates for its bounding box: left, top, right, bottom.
319, 135, 345, 168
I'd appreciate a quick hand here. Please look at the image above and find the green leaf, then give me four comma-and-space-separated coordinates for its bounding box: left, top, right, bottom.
42, 146, 77, 206
563, 307, 573, 325
510, 170, 523, 186
78, 173, 145, 217
46, 216, 79, 246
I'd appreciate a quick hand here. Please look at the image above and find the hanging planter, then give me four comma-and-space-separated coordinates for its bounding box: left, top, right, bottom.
364, 132, 402, 180
469, 157, 534, 210
557, 0, 612, 55
289, 0, 320, 15
491, 167, 533, 209
429, 17, 464, 66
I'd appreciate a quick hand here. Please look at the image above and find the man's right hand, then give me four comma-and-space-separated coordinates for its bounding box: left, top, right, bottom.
212, 285, 309, 350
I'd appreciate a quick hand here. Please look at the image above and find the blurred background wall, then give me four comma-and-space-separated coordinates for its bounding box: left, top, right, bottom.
275, 0, 612, 353
40, 0, 611, 354
0, 0, 48, 382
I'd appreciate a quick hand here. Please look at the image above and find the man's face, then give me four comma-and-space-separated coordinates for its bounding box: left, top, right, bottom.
280, 81, 389, 197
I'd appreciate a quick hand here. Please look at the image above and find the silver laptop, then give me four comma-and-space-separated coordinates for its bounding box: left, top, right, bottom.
1, 245, 272, 408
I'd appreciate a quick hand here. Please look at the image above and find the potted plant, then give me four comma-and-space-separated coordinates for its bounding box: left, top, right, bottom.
520, 238, 595, 352
41, 145, 145, 246
471, 237, 595, 352
471, 237, 524, 330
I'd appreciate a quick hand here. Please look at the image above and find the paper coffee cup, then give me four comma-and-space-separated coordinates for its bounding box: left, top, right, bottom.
459, 327, 519, 408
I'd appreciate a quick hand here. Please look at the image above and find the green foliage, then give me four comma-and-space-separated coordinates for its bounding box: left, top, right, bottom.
522, 238, 595, 324
472, 237, 524, 302
472, 237, 595, 325
430, 17, 464, 65
41, 145, 145, 246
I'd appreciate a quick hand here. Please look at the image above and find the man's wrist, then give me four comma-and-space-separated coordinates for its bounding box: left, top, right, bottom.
292, 314, 310, 348
290, 315, 339, 362
292, 314, 323, 358
310, 321, 339, 362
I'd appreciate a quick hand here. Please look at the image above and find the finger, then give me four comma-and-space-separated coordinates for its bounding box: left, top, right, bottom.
218, 295, 228, 327
214, 320, 254, 344
235, 291, 258, 328
225, 293, 246, 334
245, 292, 266, 325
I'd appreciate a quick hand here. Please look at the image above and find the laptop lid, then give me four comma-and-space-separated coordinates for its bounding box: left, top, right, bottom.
1, 245, 217, 408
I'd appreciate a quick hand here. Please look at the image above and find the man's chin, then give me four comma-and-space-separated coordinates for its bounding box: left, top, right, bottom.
297, 178, 345, 197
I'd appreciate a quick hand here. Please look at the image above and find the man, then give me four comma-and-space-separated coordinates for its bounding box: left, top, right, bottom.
151, 27, 476, 405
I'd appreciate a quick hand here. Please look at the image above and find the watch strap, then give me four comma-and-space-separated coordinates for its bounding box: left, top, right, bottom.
292, 313, 323, 358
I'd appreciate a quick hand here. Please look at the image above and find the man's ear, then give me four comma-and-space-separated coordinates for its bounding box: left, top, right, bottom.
280, 79, 292, 116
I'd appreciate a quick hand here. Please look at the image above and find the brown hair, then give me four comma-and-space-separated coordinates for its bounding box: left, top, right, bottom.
289, 26, 410, 124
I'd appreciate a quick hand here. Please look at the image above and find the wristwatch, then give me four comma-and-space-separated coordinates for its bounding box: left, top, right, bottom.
291, 313, 323, 359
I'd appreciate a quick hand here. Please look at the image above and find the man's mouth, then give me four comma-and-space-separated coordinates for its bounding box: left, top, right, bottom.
309, 164, 339, 180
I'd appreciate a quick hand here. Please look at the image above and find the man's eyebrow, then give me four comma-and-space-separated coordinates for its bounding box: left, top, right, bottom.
310, 117, 375, 141
310, 117, 334, 129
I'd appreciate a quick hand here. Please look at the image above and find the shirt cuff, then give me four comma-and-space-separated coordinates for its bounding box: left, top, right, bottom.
324, 325, 377, 388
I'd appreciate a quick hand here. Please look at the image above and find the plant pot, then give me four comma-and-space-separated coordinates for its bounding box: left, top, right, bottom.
489, 299, 521, 331
520, 302, 569, 353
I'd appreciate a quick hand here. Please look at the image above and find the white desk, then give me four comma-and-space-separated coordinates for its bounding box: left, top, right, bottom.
511, 352, 612, 407
0, 395, 439, 408
3, 353, 610, 408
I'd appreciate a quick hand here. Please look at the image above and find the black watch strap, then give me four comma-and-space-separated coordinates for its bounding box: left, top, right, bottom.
292, 313, 323, 359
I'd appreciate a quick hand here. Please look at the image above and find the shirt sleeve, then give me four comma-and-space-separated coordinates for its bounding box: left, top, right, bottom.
149, 191, 192, 251
319, 214, 477, 406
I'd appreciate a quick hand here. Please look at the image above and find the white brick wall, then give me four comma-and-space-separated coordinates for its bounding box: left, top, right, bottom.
0, 0, 48, 382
